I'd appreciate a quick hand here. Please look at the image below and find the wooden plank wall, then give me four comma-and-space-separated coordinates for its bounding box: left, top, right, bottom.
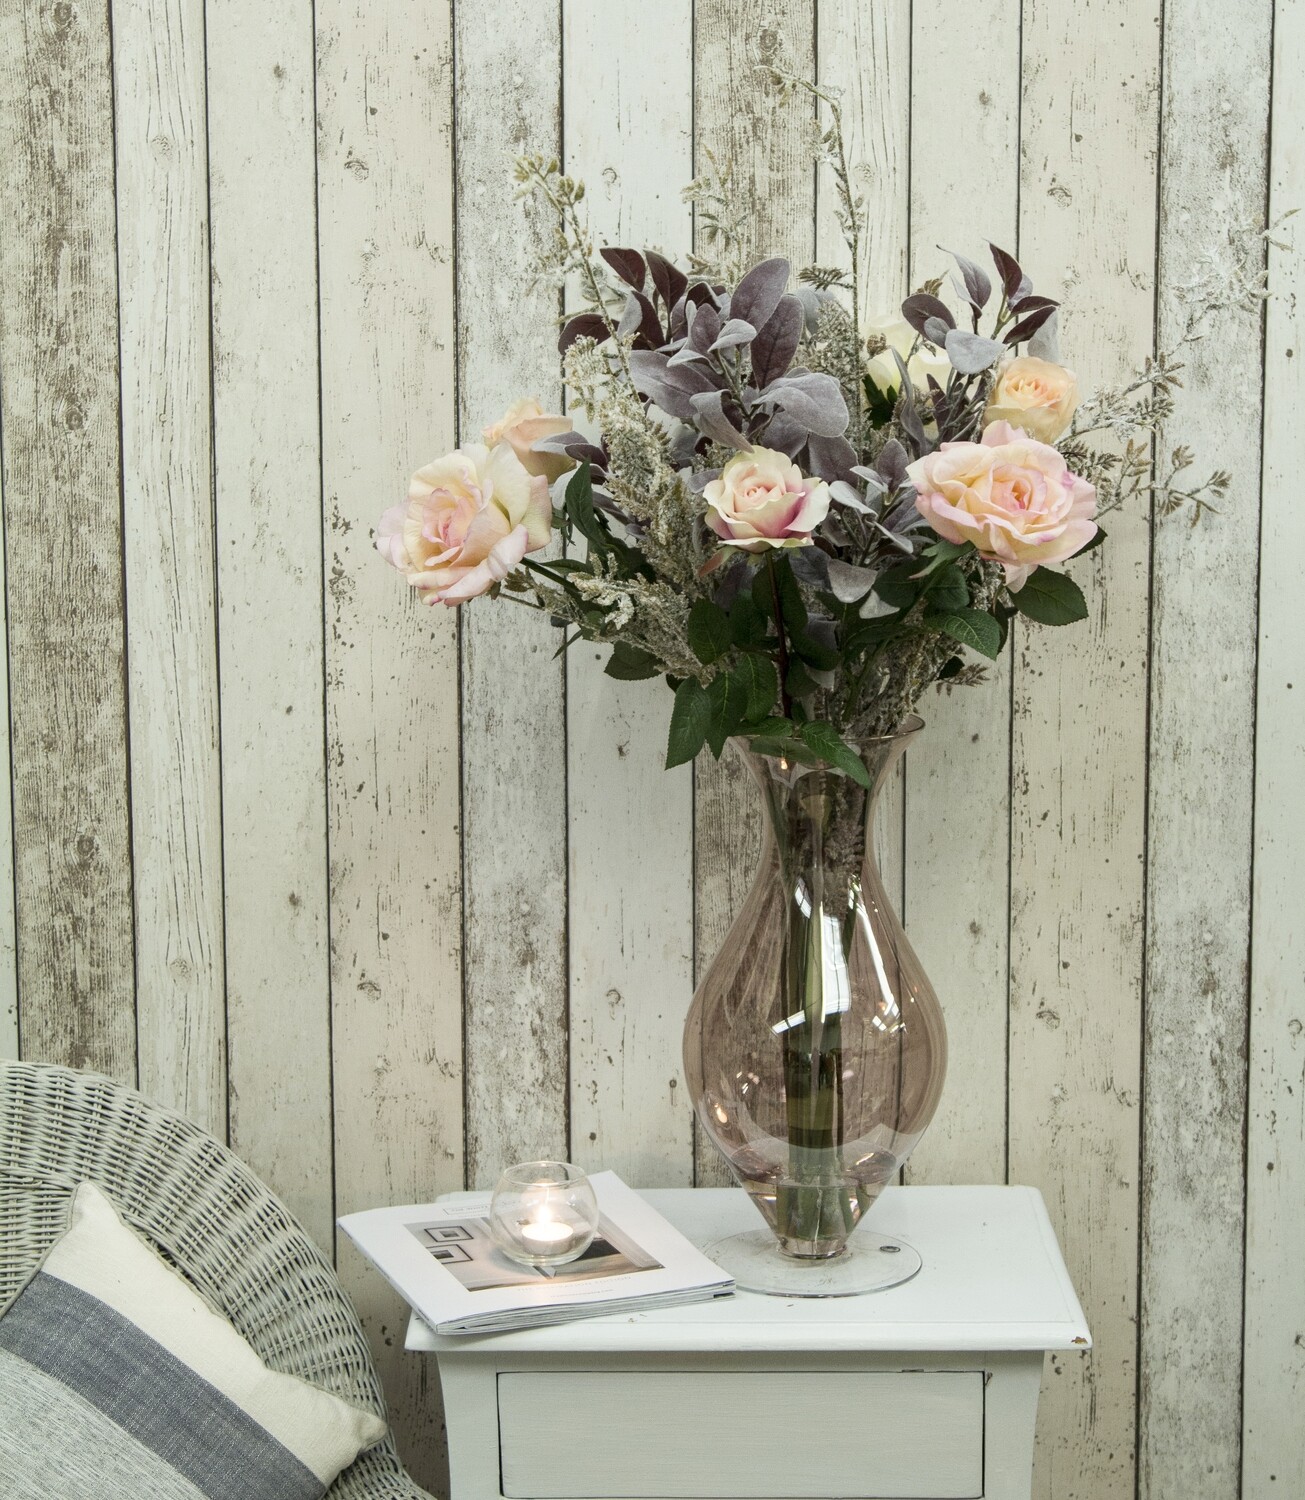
0, 3, 1298, 1495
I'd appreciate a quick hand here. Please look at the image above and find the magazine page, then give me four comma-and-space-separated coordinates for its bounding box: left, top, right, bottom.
338, 1171, 732, 1333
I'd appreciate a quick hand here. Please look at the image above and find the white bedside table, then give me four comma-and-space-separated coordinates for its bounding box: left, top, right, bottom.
406, 1185, 1090, 1500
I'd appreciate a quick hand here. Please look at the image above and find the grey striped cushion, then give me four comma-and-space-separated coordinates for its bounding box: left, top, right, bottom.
0, 1182, 385, 1498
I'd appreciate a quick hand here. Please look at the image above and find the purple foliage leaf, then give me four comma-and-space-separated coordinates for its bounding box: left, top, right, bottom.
559, 312, 612, 354
789, 548, 832, 590
806, 432, 859, 485
730, 257, 791, 334
751, 293, 803, 388
873, 440, 909, 489
759, 411, 808, 457
630, 350, 719, 420
989, 243, 1025, 302
600, 247, 646, 292
646, 250, 688, 312
630, 290, 665, 349
1003, 303, 1058, 346
902, 292, 955, 337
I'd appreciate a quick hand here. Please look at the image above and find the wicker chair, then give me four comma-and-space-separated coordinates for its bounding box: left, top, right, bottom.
0, 1059, 433, 1500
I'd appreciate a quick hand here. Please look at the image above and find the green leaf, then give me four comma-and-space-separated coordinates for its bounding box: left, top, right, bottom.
1012, 568, 1089, 626
774, 556, 808, 630
843, 614, 906, 656
666, 678, 712, 769
731, 655, 778, 721
790, 629, 840, 671
729, 593, 767, 648
604, 641, 662, 681
564, 462, 608, 557
785, 659, 820, 700
926, 562, 970, 612
873, 561, 922, 609
917, 539, 973, 572
926, 608, 1002, 660
706, 670, 748, 755
687, 598, 733, 665
797, 721, 872, 788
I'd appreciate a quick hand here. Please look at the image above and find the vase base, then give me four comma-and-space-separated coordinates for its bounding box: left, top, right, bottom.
704, 1227, 922, 1298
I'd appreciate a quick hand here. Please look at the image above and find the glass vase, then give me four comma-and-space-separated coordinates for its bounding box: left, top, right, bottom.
683, 716, 946, 1295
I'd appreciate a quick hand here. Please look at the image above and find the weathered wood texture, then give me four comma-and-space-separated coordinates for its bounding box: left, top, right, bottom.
456, 0, 569, 1192
316, 1, 463, 1486
1141, 2, 1271, 1495
207, 0, 333, 1237
0, 0, 137, 1080
903, 0, 1019, 1189
1243, 2, 1305, 1489
0, 2, 1298, 1494
113, 0, 226, 1137
564, 0, 697, 1190
1012, 3, 1158, 1496
691, 0, 816, 1188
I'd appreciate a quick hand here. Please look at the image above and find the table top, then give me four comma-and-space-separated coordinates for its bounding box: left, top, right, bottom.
406, 1185, 1091, 1356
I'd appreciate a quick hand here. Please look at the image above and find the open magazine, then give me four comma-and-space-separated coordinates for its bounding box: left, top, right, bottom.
338, 1171, 734, 1335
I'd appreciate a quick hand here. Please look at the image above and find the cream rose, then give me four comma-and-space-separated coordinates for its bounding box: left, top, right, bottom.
376, 442, 552, 606
482, 398, 576, 483
984, 356, 1078, 443
864, 313, 952, 396
907, 421, 1097, 590
704, 447, 831, 552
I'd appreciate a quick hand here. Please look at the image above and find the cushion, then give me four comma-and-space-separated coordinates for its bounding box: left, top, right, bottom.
0, 1180, 386, 1498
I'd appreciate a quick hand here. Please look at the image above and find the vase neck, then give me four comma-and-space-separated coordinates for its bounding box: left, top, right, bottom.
734, 717, 924, 890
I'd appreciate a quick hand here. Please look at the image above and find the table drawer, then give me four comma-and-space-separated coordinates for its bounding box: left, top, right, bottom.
497, 1369, 984, 1499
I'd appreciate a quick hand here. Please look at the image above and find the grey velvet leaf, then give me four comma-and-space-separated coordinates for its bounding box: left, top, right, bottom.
829, 480, 873, 514
730, 257, 791, 334
944, 328, 1006, 374
690, 390, 752, 450
1028, 309, 1060, 362
688, 302, 721, 354
849, 464, 888, 497
943, 248, 993, 310
806, 432, 859, 485
788, 548, 831, 590
710, 318, 757, 354
616, 296, 642, 339
826, 558, 878, 603
762, 372, 849, 438
859, 590, 902, 620
629, 350, 717, 420
923, 316, 952, 347
794, 285, 823, 335
751, 294, 804, 388
760, 411, 808, 457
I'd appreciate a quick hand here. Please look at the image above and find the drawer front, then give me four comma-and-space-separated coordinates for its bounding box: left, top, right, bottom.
497, 1370, 984, 1499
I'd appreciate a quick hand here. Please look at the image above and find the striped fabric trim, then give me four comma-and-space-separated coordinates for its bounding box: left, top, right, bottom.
0, 1272, 323, 1500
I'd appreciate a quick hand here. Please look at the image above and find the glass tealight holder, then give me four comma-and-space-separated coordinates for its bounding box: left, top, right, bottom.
489, 1161, 599, 1267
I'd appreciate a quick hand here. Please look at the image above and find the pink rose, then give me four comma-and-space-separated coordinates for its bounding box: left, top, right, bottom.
907, 421, 1097, 590
376, 442, 552, 606
482, 398, 576, 483
704, 447, 831, 552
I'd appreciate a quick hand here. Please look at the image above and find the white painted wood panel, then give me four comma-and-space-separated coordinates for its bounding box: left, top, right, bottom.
456, 0, 568, 1192
1243, 2, 1305, 1488
902, 0, 1019, 1190
1012, 3, 1159, 1496
815, 0, 910, 926
1142, 2, 1271, 1494
206, 0, 333, 1237
0, 0, 137, 1081
498, 1370, 985, 1499
112, 0, 225, 1137
691, 0, 816, 1188
0, 453, 16, 1062
315, 1, 464, 1484
563, 0, 696, 1189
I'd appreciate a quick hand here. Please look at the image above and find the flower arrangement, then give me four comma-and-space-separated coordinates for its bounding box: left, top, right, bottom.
377, 108, 1229, 789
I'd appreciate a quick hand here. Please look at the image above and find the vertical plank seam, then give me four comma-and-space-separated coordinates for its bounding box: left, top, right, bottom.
1004, 0, 1026, 1189
688, 0, 701, 1185
1137, 6, 1168, 1490
1240, 5, 1278, 1489
105, 0, 143, 1089
0, 389, 20, 1057
199, 0, 233, 1146
557, 0, 572, 1169
309, 0, 339, 1247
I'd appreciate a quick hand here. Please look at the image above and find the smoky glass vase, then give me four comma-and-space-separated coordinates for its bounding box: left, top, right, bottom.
684, 716, 946, 1293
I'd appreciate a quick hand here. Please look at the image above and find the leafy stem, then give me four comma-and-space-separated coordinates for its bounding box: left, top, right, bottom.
767, 553, 795, 719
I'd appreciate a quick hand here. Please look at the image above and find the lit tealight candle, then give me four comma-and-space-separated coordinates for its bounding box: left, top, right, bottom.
520, 1217, 575, 1253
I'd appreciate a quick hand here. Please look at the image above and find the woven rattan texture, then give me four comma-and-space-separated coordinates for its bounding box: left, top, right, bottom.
0, 1060, 434, 1500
